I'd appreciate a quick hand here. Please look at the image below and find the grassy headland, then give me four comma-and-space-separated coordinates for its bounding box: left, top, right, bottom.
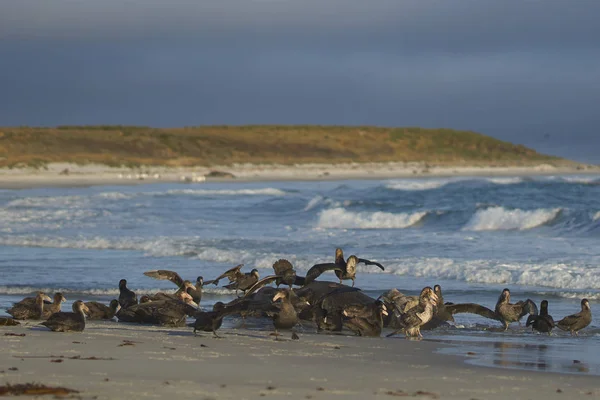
0, 125, 566, 169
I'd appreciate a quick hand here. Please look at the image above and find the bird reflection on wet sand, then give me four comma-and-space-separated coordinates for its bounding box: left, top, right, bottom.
433, 338, 595, 375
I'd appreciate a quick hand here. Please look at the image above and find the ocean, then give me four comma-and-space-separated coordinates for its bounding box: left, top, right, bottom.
1, 175, 599, 374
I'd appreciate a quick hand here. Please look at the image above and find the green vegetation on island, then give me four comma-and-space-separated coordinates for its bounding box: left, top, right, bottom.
0, 125, 565, 169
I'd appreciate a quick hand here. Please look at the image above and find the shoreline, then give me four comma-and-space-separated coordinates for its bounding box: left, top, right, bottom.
2, 322, 600, 399
0, 162, 599, 189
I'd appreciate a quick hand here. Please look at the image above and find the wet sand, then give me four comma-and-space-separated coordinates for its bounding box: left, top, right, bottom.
0, 162, 598, 189
1, 321, 600, 399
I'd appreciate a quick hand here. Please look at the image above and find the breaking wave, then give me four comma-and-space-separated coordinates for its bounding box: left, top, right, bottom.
485, 177, 523, 185
317, 207, 427, 229
463, 207, 562, 231
594, 211, 600, 221
560, 176, 600, 184
384, 258, 600, 290
386, 179, 453, 191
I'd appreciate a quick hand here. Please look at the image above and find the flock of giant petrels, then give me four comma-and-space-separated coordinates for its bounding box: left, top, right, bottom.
0, 248, 593, 339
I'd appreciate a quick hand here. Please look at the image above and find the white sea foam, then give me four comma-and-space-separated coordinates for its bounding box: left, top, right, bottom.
560, 175, 600, 184
95, 192, 134, 200
6, 195, 87, 208
593, 211, 600, 221
164, 188, 286, 196
384, 257, 600, 290
303, 196, 342, 211
485, 177, 523, 185
386, 179, 454, 191
534, 291, 600, 301
463, 206, 561, 231
316, 207, 427, 229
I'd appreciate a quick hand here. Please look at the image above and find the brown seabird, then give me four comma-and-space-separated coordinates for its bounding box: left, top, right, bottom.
557, 299, 592, 336
41, 300, 90, 332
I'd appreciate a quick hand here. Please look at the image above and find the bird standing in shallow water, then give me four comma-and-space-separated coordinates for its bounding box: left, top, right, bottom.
526, 300, 554, 334
557, 299, 592, 336
494, 288, 538, 331
386, 287, 438, 339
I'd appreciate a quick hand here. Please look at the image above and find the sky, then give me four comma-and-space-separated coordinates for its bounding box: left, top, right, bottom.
1, 0, 599, 163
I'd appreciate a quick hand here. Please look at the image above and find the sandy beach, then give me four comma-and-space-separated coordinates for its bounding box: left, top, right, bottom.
1, 321, 599, 400
0, 162, 598, 189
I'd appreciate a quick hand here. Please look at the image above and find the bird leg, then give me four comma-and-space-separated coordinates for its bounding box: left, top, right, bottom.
269, 329, 281, 341
291, 331, 299, 340
212, 330, 222, 339
351, 279, 355, 288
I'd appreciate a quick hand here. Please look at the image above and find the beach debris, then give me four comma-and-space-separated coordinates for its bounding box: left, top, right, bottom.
118, 340, 137, 347
16, 355, 116, 361
316, 387, 325, 392
3, 333, 25, 337
104, 378, 110, 382
557, 388, 563, 393
382, 390, 439, 398
205, 170, 235, 179
59, 168, 70, 175
0, 383, 79, 397
467, 351, 477, 356
8, 368, 18, 371
50, 359, 63, 363
163, 346, 177, 350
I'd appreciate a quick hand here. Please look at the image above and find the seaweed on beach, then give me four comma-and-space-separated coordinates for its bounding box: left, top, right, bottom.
0, 382, 79, 396
15, 355, 116, 361
3, 333, 25, 337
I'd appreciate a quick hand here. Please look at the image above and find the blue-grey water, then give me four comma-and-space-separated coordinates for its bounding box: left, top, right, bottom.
1, 175, 599, 374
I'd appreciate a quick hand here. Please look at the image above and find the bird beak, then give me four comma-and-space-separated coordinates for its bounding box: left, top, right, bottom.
430, 292, 439, 305
61, 295, 67, 303
43, 295, 52, 302
82, 305, 91, 316
381, 305, 389, 316
272, 292, 285, 302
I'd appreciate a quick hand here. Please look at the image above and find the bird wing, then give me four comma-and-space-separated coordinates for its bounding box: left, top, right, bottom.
205, 264, 244, 285
516, 299, 539, 318
304, 263, 344, 285
244, 275, 282, 297
293, 275, 306, 286
341, 304, 369, 319
357, 258, 385, 271
399, 308, 424, 328
445, 303, 501, 322
143, 270, 185, 289
272, 259, 294, 275
557, 312, 582, 330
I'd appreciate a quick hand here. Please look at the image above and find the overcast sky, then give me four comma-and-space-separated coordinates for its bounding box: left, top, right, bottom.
1, 0, 599, 162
